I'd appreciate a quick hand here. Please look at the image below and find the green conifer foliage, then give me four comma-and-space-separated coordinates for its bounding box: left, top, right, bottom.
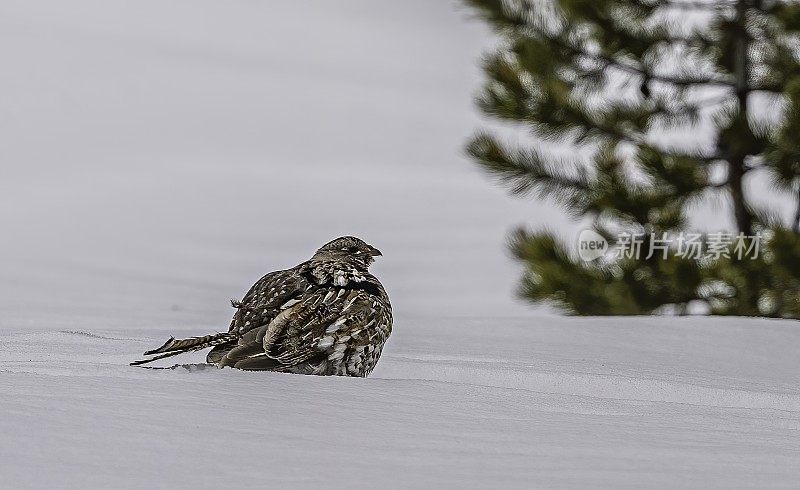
465, 0, 800, 316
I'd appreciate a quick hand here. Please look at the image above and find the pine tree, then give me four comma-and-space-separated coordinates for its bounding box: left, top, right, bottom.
465, 0, 800, 317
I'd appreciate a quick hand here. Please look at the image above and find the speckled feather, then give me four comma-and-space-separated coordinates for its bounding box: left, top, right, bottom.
132, 237, 392, 377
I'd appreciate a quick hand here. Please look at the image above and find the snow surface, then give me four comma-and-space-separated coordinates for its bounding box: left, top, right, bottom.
2, 317, 800, 488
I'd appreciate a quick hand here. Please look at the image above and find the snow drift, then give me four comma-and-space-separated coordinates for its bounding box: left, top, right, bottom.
2, 317, 798, 488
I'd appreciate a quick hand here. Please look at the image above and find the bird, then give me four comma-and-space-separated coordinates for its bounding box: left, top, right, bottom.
132, 236, 392, 377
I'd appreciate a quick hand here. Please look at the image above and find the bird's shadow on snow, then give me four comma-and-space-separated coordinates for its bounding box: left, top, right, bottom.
133, 363, 217, 372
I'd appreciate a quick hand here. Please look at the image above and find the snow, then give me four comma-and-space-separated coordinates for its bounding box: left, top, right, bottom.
2, 317, 799, 488
2, 1, 800, 487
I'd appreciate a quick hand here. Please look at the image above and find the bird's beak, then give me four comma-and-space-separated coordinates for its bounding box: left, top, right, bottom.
369, 246, 382, 257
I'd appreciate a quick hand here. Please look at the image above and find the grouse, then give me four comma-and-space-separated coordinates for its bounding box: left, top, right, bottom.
132, 236, 392, 377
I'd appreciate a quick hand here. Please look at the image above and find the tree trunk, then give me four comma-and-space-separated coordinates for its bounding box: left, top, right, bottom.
793, 183, 800, 233
729, 0, 754, 235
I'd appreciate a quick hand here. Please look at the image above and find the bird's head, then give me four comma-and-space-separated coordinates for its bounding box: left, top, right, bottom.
312, 236, 382, 271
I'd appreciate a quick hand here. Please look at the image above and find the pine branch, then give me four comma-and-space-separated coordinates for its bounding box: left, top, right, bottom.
635, 145, 710, 196
527, 32, 735, 89
479, 48, 650, 146
471, 0, 789, 94
466, 133, 591, 211
652, 0, 737, 11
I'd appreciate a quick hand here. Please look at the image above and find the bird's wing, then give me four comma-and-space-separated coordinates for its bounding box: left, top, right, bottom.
227, 267, 315, 336
207, 267, 315, 364
219, 286, 338, 369
220, 283, 391, 374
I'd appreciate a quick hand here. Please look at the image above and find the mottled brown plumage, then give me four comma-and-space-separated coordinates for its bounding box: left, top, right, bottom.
132, 237, 392, 377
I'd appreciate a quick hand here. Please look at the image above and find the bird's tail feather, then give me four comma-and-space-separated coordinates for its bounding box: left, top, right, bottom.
131, 332, 237, 366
